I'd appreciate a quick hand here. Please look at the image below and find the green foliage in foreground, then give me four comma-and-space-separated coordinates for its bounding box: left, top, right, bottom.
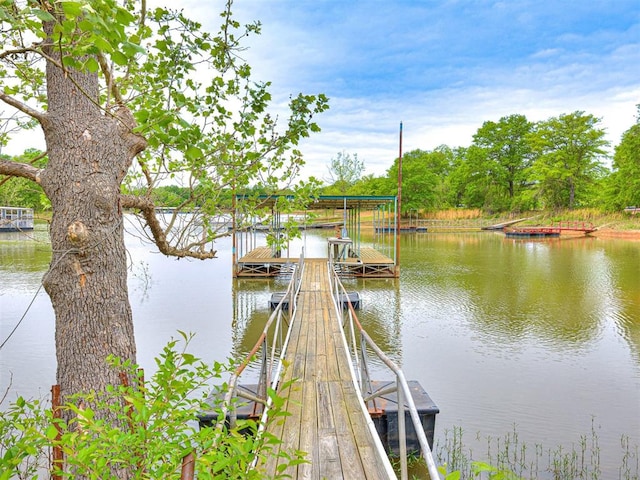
0, 334, 305, 479
4, 337, 638, 479
441, 461, 524, 480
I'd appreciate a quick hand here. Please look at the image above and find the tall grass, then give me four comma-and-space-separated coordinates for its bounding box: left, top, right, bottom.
434, 423, 639, 480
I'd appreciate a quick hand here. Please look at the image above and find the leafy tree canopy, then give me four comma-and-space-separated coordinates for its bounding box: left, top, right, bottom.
323, 151, 365, 195
528, 111, 609, 209
0, 0, 329, 257
606, 105, 640, 210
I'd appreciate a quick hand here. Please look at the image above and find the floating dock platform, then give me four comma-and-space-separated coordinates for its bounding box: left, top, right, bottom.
198, 379, 438, 456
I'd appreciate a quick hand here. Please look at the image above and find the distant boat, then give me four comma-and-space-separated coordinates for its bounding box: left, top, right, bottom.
0, 206, 34, 232
504, 227, 560, 238
504, 222, 597, 238
624, 206, 640, 215
481, 216, 539, 231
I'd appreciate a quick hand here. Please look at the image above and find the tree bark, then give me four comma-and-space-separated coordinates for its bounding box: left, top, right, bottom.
38, 28, 146, 405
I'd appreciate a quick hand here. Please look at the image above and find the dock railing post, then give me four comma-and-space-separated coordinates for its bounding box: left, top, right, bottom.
397, 375, 408, 480
51, 384, 62, 480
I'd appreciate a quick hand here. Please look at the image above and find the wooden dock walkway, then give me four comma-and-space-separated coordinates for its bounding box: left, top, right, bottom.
236, 245, 396, 277
260, 259, 395, 479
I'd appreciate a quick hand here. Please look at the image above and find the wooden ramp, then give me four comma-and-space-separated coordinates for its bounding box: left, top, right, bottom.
260, 259, 395, 479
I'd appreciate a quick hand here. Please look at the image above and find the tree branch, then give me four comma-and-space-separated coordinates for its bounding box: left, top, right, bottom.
0, 151, 47, 188
0, 46, 42, 59
120, 194, 217, 260
98, 52, 123, 106
0, 92, 46, 123
0, 159, 41, 183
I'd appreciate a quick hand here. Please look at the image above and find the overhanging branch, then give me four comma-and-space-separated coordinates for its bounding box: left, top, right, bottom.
0, 159, 41, 183
0, 92, 46, 123
120, 194, 217, 260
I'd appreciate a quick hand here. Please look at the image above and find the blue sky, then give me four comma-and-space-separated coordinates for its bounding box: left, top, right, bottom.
211, 0, 640, 180
7, 1, 637, 182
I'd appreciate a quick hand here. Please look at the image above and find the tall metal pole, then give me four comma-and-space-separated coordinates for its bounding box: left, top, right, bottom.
231, 188, 237, 277
395, 122, 403, 278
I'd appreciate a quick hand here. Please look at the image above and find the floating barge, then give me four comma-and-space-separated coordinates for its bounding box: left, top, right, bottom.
198, 380, 438, 456
270, 291, 361, 310
504, 222, 597, 238
504, 227, 561, 238
0, 207, 34, 232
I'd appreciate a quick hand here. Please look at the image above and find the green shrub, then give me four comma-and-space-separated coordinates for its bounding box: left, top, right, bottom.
1, 333, 304, 479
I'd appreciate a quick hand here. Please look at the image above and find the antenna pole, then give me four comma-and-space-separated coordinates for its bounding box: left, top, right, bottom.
395, 122, 403, 278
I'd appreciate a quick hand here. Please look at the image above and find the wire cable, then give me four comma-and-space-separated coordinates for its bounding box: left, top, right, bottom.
0, 218, 123, 350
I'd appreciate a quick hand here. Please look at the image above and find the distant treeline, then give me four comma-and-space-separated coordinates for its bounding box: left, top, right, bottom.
2, 109, 639, 215
323, 110, 640, 214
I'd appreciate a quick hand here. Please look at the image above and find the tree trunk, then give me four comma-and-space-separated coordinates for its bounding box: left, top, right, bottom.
568, 177, 576, 209
39, 40, 146, 405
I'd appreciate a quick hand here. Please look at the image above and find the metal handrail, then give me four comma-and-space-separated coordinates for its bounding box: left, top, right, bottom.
216, 251, 304, 430
328, 265, 442, 480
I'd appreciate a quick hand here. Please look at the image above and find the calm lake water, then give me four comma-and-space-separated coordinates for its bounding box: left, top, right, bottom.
1, 219, 639, 478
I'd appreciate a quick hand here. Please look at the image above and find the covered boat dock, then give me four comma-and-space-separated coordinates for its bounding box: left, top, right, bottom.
0, 206, 34, 232
232, 195, 399, 278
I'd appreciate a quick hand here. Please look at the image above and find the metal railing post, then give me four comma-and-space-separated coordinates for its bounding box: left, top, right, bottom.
397, 375, 408, 480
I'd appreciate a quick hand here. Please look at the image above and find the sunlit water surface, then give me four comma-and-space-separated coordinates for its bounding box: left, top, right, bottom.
1, 222, 639, 478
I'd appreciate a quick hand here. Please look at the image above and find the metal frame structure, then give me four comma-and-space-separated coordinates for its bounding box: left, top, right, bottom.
205, 253, 441, 478
232, 195, 399, 278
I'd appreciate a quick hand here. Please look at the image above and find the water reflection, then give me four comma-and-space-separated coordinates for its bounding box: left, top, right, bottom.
230, 278, 284, 379
0, 225, 52, 291
398, 233, 639, 351
600, 239, 640, 363
2, 225, 638, 478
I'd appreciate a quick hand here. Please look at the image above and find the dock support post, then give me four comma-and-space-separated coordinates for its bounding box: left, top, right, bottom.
395, 122, 403, 278
397, 375, 408, 480
51, 384, 62, 480
180, 452, 195, 480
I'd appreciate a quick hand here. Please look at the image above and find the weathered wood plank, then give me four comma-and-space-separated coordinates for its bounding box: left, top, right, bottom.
259, 259, 394, 479
297, 380, 318, 479
358, 247, 395, 264
328, 380, 367, 479
316, 381, 343, 479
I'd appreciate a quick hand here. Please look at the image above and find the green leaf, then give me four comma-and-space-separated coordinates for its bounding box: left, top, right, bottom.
115, 7, 136, 25
62, 55, 81, 70
84, 56, 99, 72
60, 1, 83, 17
185, 146, 203, 161
110, 50, 128, 66
181, 353, 196, 365
471, 461, 497, 473
30, 8, 55, 22
121, 41, 146, 56
92, 35, 113, 53
46, 424, 60, 440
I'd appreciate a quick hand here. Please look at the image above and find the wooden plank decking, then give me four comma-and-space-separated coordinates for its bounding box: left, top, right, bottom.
260, 259, 395, 479
236, 246, 396, 277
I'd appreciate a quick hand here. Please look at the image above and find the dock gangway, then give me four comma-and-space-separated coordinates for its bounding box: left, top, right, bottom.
202, 253, 441, 479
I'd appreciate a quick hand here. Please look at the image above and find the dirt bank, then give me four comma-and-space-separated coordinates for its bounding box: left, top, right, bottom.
592, 228, 640, 240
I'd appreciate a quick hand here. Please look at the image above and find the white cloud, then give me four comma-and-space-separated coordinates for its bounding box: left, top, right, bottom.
4, 0, 638, 186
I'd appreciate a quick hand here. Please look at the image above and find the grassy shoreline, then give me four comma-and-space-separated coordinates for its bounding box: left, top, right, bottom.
33, 208, 640, 239
349, 208, 640, 239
